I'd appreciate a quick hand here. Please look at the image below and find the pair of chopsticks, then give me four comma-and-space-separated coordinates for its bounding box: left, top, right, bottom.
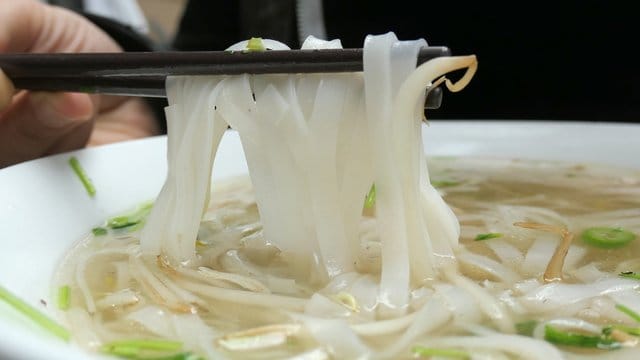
0, 46, 450, 109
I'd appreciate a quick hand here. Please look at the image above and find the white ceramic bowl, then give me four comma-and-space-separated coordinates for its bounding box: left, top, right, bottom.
0, 121, 638, 359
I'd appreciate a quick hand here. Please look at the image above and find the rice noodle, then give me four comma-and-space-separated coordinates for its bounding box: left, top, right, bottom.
518, 278, 640, 312
180, 281, 307, 311
75, 248, 134, 314
444, 268, 513, 333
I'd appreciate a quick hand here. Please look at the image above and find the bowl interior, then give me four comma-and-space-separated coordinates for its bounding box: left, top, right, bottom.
0, 121, 638, 359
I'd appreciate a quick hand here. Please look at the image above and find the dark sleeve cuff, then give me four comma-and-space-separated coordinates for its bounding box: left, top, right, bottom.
83, 12, 156, 51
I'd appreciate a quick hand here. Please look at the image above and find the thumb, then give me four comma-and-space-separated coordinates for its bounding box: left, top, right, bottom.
0, 91, 95, 168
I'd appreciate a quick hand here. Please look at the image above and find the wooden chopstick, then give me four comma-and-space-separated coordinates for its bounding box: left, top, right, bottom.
0, 47, 450, 108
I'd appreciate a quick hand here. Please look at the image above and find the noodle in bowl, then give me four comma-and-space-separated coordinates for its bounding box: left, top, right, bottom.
0, 121, 639, 360
1, 33, 640, 360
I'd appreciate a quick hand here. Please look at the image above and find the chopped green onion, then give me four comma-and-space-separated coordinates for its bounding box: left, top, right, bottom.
603, 324, 640, 337
246, 37, 265, 52
544, 325, 620, 350
69, 156, 96, 197
364, 183, 376, 209
515, 320, 538, 336
57, 285, 70, 311
619, 271, 640, 280
615, 304, 640, 323
0, 284, 70, 341
145, 353, 203, 360
108, 216, 137, 229
101, 339, 183, 358
412, 346, 470, 359
108, 202, 153, 230
431, 179, 461, 188
110, 352, 202, 360
92, 227, 108, 236
581, 227, 635, 249
474, 232, 503, 241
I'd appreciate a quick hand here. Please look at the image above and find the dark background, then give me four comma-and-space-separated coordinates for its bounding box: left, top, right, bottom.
174, 0, 638, 122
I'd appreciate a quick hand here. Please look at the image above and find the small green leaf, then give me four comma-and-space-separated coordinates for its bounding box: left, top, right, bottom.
101, 339, 183, 358
246, 37, 265, 52
69, 156, 96, 197
57, 285, 70, 311
619, 271, 640, 280
364, 183, 376, 209
474, 233, 503, 241
515, 320, 538, 336
107, 202, 153, 230
603, 324, 640, 336
615, 303, 640, 323
92, 227, 108, 236
544, 325, 620, 350
0, 284, 70, 341
431, 179, 461, 188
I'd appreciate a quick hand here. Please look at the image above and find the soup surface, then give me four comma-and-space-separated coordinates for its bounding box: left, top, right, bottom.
55, 157, 640, 359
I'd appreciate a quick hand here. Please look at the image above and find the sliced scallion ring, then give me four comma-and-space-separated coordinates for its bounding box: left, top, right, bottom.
581, 227, 635, 249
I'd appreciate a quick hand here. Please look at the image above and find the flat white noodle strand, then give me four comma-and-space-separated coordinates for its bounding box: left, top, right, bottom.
364, 32, 412, 316
444, 269, 513, 333
75, 248, 133, 314
180, 281, 307, 311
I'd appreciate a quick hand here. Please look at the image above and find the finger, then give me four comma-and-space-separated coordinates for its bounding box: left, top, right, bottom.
0, 69, 15, 111
0, 91, 95, 168
89, 98, 159, 146
0, 0, 120, 53
45, 112, 95, 155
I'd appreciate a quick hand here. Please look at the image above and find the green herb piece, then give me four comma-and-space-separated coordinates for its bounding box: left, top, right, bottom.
474, 233, 503, 241
69, 156, 96, 197
603, 324, 640, 337
544, 325, 620, 350
431, 179, 461, 188
0, 284, 70, 341
57, 285, 70, 311
134, 353, 203, 360
619, 271, 640, 280
108, 202, 153, 230
101, 339, 183, 358
246, 37, 265, 52
109, 351, 201, 360
92, 227, 108, 236
515, 320, 538, 336
581, 227, 636, 249
412, 346, 470, 359
615, 304, 640, 323
364, 183, 376, 209
134, 352, 204, 360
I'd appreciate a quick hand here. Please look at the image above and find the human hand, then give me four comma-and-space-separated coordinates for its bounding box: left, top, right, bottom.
0, 0, 159, 169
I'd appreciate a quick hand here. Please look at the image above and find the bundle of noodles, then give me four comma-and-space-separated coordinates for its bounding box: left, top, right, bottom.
141, 34, 477, 317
